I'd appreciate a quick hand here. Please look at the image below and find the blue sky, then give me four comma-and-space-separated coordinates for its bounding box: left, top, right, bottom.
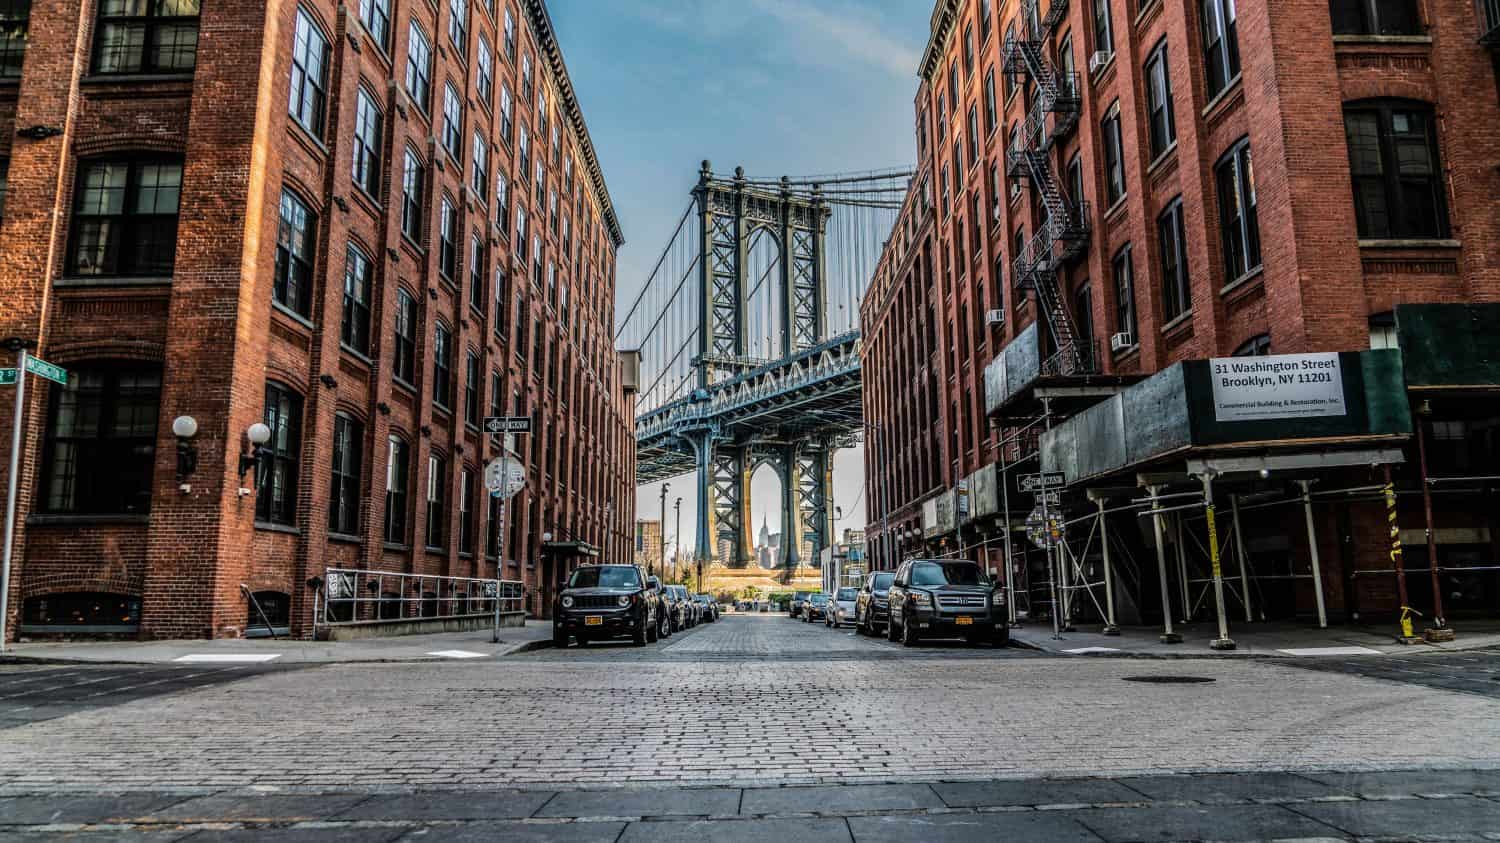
549, 0, 932, 551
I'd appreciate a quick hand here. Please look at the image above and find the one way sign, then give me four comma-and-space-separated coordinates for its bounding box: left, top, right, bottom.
483, 416, 532, 434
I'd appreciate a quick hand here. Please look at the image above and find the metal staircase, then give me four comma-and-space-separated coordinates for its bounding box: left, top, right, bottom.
1003, 0, 1093, 375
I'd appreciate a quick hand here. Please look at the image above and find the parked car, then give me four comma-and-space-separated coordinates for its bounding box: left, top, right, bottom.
855, 571, 896, 636
827, 586, 859, 627
693, 594, 719, 622
803, 592, 831, 622
664, 584, 695, 630
553, 564, 657, 647
647, 576, 673, 640
789, 590, 816, 618
885, 559, 1007, 648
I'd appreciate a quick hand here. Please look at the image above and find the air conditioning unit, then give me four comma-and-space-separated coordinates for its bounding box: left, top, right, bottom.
1110, 331, 1134, 352
985, 309, 1005, 326
1088, 50, 1112, 74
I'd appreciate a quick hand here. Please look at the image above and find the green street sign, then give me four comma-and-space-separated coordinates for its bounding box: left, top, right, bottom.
24, 356, 67, 386
0, 369, 15, 386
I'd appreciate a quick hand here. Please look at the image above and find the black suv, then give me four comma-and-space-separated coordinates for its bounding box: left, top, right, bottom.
885, 559, 1007, 647
855, 570, 896, 635
553, 564, 658, 647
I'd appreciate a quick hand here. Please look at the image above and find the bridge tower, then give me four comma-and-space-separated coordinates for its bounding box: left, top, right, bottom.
688, 162, 834, 571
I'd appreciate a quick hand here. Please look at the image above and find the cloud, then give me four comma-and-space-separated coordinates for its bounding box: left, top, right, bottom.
748, 0, 919, 79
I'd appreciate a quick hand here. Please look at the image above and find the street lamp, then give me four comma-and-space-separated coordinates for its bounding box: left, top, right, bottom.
172, 416, 199, 488
658, 483, 669, 577
238, 422, 272, 480
673, 496, 683, 583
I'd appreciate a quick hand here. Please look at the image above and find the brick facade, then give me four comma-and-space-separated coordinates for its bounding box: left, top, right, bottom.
0, 0, 636, 642
862, 0, 1499, 618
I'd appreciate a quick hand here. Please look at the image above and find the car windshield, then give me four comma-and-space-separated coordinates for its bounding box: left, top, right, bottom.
836, 588, 858, 601
568, 567, 640, 589
810, 594, 829, 605
909, 562, 987, 587
871, 572, 895, 589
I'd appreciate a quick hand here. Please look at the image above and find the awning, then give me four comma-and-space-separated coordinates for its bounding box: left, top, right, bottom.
541, 541, 600, 557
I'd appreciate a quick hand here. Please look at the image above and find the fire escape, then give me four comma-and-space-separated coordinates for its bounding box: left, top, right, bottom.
1003, 0, 1093, 376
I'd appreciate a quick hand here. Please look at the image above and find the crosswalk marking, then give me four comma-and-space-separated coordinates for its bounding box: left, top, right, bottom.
1276, 646, 1383, 657
172, 654, 281, 663
426, 650, 490, 659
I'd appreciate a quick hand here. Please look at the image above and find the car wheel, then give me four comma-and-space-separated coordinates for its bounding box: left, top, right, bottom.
552, 627, 568, 648
993, 628, 1010, 648
659, 612, 671, 639
646, 617, 659, 643
901, 615, 920, 647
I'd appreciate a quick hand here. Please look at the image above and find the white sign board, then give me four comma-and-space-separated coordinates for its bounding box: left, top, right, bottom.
484, 459, 526, 499
1210, 353, 1346, 422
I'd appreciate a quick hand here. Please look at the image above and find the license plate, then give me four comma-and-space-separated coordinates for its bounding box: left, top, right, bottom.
584, 616, 603, 626
955, 616, 974, 625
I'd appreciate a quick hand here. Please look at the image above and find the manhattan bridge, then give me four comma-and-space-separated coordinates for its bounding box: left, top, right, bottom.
616, 162, 910, 571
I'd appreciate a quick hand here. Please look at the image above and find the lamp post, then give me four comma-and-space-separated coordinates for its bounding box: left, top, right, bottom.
658, 483, 669, 578
603, 501, 614, 564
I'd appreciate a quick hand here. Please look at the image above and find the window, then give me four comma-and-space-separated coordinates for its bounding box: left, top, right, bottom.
438, 197, 457, 281
1102, 104, 1125, 205
447, 0, 467, 50
1343, 101, 1448, 239
384, 435, 409, 544
496, 171, 509, 231
476, 37, 493, 103
0, 1, 29, 78
494, 270, 508, 338
459, 467, 475, 555
499, 84, 514, 142
405, 21, 432, 112
1145, 41, 1175, 158
425, 454, 448, 548
1058, 34, 1076, 91
401, 148, 424, 242
471, 132, 488, 201
503, 6, 516, 59
442, 83, 463, 160
352, 87, 383, 197
357, 0, 390, 49
94, 0, 199, 74
1233, 334, 1272, 356
1215, 137, 1261, 281
67, 158, 182, 277
1093, 0, 1113, 54
22, 592, 141, 631
967, 106, 979, 164
516, 205, 528, 257
465, 351, 480, 426
1067, 153, 1085, 209
953, 140, 963, 190
1331, 0, 1419, 35
521, 52, 532, 99
963, 23, 974, 76
1158, 198, 1191, 321
469, 234, 485, 310
980, 0, 992, 41
341, 244, 373, 353
948, 62, 958, 112
257, 382, 302, 526
273, 189, 316, 316
1074, 282, 1095, 359
1112, 245, 1137, 340
489, 370, 502, 416
288, 8, 330, 136
518, 125, 530, 173
329, 413, 362, 535
983, 70, 997, 134
433, 322, 454, 409
40, 363, 160, 515
393, 289, 417, 383
1201, 0, 1240, 100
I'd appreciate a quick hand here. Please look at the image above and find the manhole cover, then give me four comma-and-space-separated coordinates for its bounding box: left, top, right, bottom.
1122, 675, 1216, 684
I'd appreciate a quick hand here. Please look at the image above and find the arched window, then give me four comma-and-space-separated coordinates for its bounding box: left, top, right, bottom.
41, 361, 162, 515
257, 381, 303, 526
1233, 334, 1272, 357
1330, 0, 1420, 35
23, 592, 140, 632
328, 413, 362, 536
1343, 100, 1448, 239
384, 435, 410, 545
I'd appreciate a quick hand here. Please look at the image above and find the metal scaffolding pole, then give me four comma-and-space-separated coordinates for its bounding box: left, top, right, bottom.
1174, 512, 1191, 623
1147, 485, 1182, 643
1198, 472, 1235, 650
1230, 493, 1254, 623
1089, 491, 1119, 634
1297, 479, 1329, 629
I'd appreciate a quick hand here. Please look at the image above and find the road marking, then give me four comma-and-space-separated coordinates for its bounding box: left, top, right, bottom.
172, 654, 281, 663
1276, 646, 1383, 657
426, 650, 489, 659
1063, 647, 1123, 654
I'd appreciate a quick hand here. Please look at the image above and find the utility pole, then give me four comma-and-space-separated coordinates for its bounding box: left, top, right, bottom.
658, 482, 669, 578
674, 496, 683, 585
1, 337, 41, 654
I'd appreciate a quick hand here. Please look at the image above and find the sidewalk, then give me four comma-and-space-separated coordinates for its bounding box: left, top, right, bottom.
1010, 616, 1500, 657
0, 623, 555, 665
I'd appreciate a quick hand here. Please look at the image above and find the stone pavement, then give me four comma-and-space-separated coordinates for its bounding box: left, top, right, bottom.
0, 624, 555, 665
3, 769, 1500, 841
2, 616, 1499, 793
1009, 616, 1500, 658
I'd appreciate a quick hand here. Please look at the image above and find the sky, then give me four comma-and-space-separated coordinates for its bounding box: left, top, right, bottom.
548, 0, 933, 554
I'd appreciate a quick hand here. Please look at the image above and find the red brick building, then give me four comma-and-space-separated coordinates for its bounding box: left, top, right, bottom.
0, 0, 636, 642
863, 0, 1500, 631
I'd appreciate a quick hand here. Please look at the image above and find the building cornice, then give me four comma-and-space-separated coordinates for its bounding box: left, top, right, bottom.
918, 0, 960, 81
524, 0, 625, 248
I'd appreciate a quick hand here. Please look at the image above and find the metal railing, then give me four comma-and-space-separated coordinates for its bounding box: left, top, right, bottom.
318, 568, 523, 626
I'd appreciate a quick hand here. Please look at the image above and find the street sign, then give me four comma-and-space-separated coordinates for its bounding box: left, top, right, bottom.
1033, 490, 1062, 507
23, 356, 67, 386
483, 416, 532, 434
485, 458, 526, 499
0, 369, 14, 386
1024, 506, 1064, 549
1019, 472, 1065, 492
